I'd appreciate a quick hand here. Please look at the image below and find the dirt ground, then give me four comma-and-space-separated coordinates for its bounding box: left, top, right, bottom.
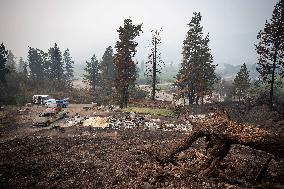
0, 103, 283, 188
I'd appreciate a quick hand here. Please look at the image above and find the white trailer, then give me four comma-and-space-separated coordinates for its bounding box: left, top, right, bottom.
32, 95, 52, 104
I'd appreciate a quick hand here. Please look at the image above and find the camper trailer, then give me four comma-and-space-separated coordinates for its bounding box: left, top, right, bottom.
32, 95, 52, 105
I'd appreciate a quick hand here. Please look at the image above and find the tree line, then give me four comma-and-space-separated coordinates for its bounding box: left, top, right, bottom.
175, 0, 284, 108
0, 43, 75, 104
0, 0, 283, 108
216, 0, 284, 107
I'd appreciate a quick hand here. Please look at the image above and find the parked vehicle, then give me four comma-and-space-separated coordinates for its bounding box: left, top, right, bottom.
45, 99, 56, 107
56, 99, 69, 108
32, 95, 52, 104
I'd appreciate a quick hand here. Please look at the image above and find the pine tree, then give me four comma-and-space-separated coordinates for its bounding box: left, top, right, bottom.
256, 0, 284, 107
192, 34, 216, 104
145, 28, 164, 100
47, 43, 64, 91
101, 46, 114, 86
22, 62, 28, 78
0, 47, 22, 104
48, 43, 64, 81
84, 54, 100, 92
28, 47, 48, 93
28, 47, 46, 82
6, 50, 16, 72
176, 12, 216, 105
18, 57, 25, 73
18, 57, 29, 80
0, 43, 9, 84
63, 48, 74, 88
113, 18, 143, 108
233, 63, 251, 101
15, 57, 29, 101
100, 46, 115, 103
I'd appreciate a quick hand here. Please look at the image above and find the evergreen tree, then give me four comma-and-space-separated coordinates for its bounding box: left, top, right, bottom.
18, 57, 29, 82
48, 43, 64, 81
256, 0, 284, 107
194, 34, 216, 104
22, 62, 28, 78
6, 50, 16, 72
0, 43, 9, 84
101, 46, 114, 86
233, 63, 251, 101
113, 18, 143, 108
84, 54, 100, 92
100, 46, 115, 103
18, 57, 25, 73
145, 28, 164, 100
176, 12, 216, 105
63, 48, 74, 88
28, 47, 46, 82
0, 46, 23, 105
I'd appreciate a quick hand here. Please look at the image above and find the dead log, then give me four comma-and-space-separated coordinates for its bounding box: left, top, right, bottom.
159, 111, 284, 176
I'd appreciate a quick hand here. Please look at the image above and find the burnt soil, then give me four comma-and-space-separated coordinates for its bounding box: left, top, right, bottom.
0, 103, 283, 189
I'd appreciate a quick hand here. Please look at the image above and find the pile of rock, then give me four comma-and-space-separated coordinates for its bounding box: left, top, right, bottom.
63, 111, 193, 132
107, 112, 192, 132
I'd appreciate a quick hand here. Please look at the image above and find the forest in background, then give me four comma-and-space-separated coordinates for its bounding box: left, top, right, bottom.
0, 0, 283, 109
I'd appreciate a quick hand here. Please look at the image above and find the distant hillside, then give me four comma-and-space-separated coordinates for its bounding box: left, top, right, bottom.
73, 62, 86, 79
137, 62, 179, 83
160, 63, 179, 82
73, 63, 87, 88
73, 62, 260, 85
216, 63, 259, 80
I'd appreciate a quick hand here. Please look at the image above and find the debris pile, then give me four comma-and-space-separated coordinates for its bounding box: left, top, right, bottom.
64, 112, 192, 132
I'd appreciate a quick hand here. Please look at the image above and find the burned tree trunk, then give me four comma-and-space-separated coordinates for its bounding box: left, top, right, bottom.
158, 111, 284, 176
151, 37, 157, 101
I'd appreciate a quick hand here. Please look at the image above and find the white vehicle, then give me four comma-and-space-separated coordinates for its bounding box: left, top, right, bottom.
32, 95, 52, 105
45, 99, 57, 107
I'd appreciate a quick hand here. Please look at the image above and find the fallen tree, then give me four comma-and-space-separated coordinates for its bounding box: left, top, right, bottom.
157, 110, 284, 180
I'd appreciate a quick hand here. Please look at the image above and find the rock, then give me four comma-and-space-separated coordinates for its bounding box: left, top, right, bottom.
130, 112, 136, 119
82, 117, 108, 128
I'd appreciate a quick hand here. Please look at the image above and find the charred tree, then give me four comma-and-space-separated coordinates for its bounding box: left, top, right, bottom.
145, 29, 164, 100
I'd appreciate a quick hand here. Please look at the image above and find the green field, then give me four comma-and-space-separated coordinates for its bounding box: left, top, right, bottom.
122, 107, 176, 117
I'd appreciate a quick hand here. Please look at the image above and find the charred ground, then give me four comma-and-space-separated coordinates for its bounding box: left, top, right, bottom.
0, 102, 283, 189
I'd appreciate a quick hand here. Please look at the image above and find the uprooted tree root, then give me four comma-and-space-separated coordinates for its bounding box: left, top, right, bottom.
151, 110, 284, 182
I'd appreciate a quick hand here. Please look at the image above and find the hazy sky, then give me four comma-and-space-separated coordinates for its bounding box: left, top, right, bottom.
0, 0, 278, 66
